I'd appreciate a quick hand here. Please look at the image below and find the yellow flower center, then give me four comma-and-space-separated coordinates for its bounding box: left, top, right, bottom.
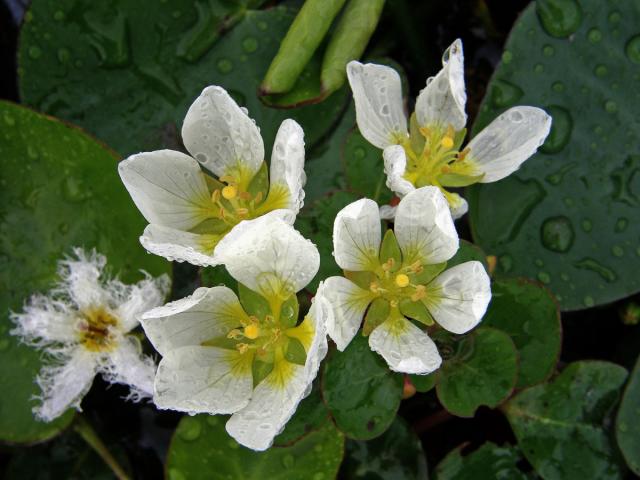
78, 307, 119, 352
243, 323, 260, 340
221, 185, 237, 200
395, 273, 410, 288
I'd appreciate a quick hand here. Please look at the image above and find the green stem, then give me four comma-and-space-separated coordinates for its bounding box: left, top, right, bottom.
74, 415, 130, 480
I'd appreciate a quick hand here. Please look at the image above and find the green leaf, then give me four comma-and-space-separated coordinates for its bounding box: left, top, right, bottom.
468, 0, 640, 310
435, 442, 530, 480
0, 101, 169, 443
260, 0, 347, 95
616, 355, 640, 475
321, 0, 386, 94
274, 380, 330, 447
436, 327, 518, 417
409, 373, 436, 393
341, 417, 428, 480
296, 190, 360, 292
322, 335, 403, 440
504, 361, 628, 480
344, 129, 393, 203
19, 3, 347, 157
483, 278, 561, 388
447, 240, 488, 271
166, 415, 344, 479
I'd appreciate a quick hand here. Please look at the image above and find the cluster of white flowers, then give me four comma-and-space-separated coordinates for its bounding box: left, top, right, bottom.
12, 39, 550, 451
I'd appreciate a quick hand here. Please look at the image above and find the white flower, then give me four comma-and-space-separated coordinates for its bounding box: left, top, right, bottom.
10, 249, 170, 422
322, 186, 491, 374
141, 215, 328, 451
119, 85, 306, 266
347, 39, 552, 218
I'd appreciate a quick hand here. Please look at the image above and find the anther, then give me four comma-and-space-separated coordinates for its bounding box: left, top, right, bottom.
236, 343, 249, 354
222, 185, 237, 200
395, 274, 410, 288
411, 285, 427, 302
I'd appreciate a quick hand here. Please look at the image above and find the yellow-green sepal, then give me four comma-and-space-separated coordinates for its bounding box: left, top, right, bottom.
247, 161, 269, 200
413, 262, 447, 285
238, 283, 271, 319
344, 270, 376, 290
409, 112, 425, 155
284, 337, 307, 366
379, 229, 402, 272
438, 172, 485, 187
252, 358, 275, 388
362, 297, 390, 336
452, 127, 467, 151
280, 294, 300, 329
399, 298, 434, 327
204, 172, 226, 193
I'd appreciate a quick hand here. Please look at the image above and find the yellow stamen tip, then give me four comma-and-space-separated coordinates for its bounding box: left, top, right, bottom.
441, 136, 454, 149
395, 274, 410, 288
222, 185, 237, 200
243, 324, 259, 340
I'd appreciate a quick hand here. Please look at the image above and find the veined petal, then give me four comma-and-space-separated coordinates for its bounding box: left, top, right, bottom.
154, 346, 253, 415
215, 214, 319, 297
467, 106, 552, 183
140, 224, 222, 267
116, 273, 170, 333
383, 145, 416, 198
369, 317, 441, 374
320, 276, 373, 351
142, 286, 245, 356
182, 86, 264, 181
394, 187, 459, 264
448, 193, 468, 220
415, 39, 467, 131
226, 296, 328, 451
346, 61, 408, 149
427, 261, 491, 334
268, 119, 306, 215
119, 150, 214, 230
34, 347, 97, 422
102, 336, 156, 400
333, 198, 381, 271
379, 204, 397, 220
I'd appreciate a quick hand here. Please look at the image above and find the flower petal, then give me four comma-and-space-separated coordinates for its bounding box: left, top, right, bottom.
333, 198, 381, 271
34, 347, 97, 422
182, 86, 264, 180
427, 261, 491, 334
140, 224, 222, 267
346, 61, 408, 149
11, 295, 77, 346
449, 193, 468, 220
225, 296, 329, 451
383, 145, 416, 197
102, 336, 156, 400
215, 214, 319, 297
379, 204, 397, 220
467, 106, 552, 183
142, 286, 245, 356
320, 276, 372, 351
394, 187, 459, 264
415, 39, 467, 131
116, 273, 170, 332
119, 150, 214, 230
369, 317, 441, 374
268, 119, 306, 214
59, 248, 111, 311
154, 346, 253, 415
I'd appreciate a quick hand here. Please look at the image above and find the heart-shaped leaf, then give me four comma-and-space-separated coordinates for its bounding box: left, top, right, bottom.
616, 355, 640, 475
468, 0, 640, 310
0, 101, 169, 443
435, 442, 530, 480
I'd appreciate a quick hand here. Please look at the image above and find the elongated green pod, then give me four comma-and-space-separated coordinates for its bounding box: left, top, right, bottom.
321, 0, 385, 94
261, 0, 347, 95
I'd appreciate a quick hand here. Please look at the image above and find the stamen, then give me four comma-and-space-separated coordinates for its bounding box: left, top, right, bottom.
236, 343, 249, 354
395, 274, 410, 288
227, 329, 243, 339
411, 285, 427, 302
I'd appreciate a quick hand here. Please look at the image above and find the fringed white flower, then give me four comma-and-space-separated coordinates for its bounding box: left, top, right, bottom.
10, 249, 170, 422
347, 39, 552, 218
322, 186, 491, 374
141, 216, 328, 451
119, 85, 307, 267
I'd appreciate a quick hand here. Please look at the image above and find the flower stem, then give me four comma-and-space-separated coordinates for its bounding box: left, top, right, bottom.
74, 415, 130, 480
